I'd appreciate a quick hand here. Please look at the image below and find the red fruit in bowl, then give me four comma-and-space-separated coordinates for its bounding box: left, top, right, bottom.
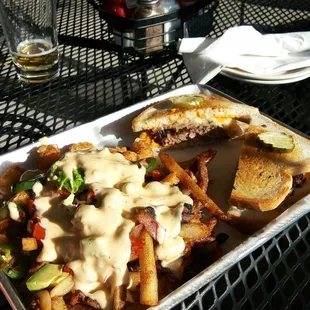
115, 5, 126, 17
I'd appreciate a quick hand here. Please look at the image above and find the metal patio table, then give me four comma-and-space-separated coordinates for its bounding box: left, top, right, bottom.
1, 0, 310, 309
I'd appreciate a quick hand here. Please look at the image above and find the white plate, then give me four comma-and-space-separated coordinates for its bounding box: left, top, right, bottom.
222, 66, 310, 80
220, 69, 310, 84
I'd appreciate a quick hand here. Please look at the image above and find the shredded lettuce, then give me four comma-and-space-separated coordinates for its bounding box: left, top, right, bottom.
54, 168, 85, 193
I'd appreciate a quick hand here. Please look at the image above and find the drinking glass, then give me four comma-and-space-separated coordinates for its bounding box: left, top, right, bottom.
0, 0, 59, 83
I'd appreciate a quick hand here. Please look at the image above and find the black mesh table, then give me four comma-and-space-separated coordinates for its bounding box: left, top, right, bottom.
1, 0, 310, 309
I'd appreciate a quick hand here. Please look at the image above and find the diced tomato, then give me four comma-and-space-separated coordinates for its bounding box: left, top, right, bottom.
129, 224, 144, 258
145, 169, 163, 181
87, 190, 95, 203
32, 221, 46, 240
130, 236, 143, 258
136, 208, 159, 241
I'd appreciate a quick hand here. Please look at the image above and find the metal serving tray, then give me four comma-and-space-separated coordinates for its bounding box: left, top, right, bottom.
1, 84, 310, 310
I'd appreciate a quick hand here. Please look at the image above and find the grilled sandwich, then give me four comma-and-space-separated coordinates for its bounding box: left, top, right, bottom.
132, 94, 259, 150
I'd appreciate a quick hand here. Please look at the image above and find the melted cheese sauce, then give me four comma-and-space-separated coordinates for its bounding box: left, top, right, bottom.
33, 148, 192, 309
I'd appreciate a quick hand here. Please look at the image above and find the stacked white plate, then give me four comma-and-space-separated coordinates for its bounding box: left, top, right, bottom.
220, 66, 310, 84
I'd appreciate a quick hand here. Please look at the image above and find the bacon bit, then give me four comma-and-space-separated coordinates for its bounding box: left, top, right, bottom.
136, 207, 159, 241
52, 189, 70, 199
146, 169, 163, 181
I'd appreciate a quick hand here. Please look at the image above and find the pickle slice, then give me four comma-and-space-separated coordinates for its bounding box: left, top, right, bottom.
172, 95, 205, 108
257, 131, 295, 153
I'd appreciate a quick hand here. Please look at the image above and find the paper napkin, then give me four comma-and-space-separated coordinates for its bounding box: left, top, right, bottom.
178, 26, 310, 83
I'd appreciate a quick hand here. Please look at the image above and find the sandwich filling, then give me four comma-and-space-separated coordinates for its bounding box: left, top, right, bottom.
141, 117, 236, 148
152, 125, 229, 147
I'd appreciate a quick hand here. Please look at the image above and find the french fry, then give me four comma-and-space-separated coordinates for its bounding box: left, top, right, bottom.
37, 145, 61, 170
69, 142, 95, 152
180, 217, 217, 245
180, 150, 217, 192
131, 139, 154, 160
179, 150, 216, 170
159, 153, 227, 221
139, 229, 158, 306
51, 296, 67, 310
196, 150, 217, 192
36, 290, 52, 310
161, 172, 179, 185
22, 237, 38, 251
112, 285, 126, 310
185, 169, 197, 183
108, 146, 127, 154
11, 190, 31, 206
128, 272, 140, 291
0, 164, 24, 196
122, 151, 138, 162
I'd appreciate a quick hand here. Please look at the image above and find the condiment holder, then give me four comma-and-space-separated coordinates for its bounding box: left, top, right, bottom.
87, 0, 218, 55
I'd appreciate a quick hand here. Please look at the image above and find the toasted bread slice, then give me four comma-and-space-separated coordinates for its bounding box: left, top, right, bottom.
230, 122, 310, 212
132, 94, 259, 132
228, 173, 310, 234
